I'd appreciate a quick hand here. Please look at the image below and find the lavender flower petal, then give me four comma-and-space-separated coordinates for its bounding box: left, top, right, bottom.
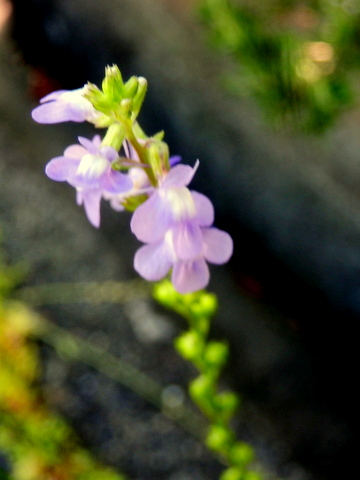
172, 258, 210, 294
134, 242, 172, 281
191, 191, 214, 227
45, 156, 80, 181
100, 170, 134, 194
169, 155, 182, 167
31, 88, 98, 124
172, 222, 203, 260
76, 189, 102, 228
64, 144, 86, 158
162, 161, 198, 188
202, 228, 234, 264
131, 193, 173, 243
78, 136, 101, 154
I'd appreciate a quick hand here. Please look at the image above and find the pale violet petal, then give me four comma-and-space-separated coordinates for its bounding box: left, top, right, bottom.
69, 174, 100, 190
45, 157, 80, 181
134, 242, 172, 281
92, 135, 102, 147
32, 102, 85, 123
172, 258, 209, 294
78, 136, 99, 154
172, 222, 203, 260
202, 228, 233, 264
64, 144, 87, 158
77, 189, 102, 228
169, 155, 182, 167
130, 192, 173, 243
100, 171, 133, 194
39, 90, 67, 103
106, 194, 126, 212
100, 146, 118, 162
191, 191, 214, 226
162, 162, 198, 188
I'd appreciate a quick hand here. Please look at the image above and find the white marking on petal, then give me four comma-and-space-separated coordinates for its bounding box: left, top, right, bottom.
162, 187, 196, 221
164, 229, 178, 263
77, 154, 108, 180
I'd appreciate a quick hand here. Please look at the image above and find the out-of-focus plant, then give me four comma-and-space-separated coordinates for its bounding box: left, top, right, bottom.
28, 63, 272, 479
0, 302, 128, 480
199, 0, 360, 132
0, 248, 127, 480
154, 280, 261, 480
0, 233, 25, 302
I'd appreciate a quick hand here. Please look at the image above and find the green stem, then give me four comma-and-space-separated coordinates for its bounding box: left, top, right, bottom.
153, 280, 265, 480
102, 123, 127, 151
126, 125, 158, 186
30, 315, 207, 440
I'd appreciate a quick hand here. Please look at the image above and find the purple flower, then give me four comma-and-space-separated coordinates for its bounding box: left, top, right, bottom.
104, 166, 151, 211
31, 87, 100, 124
45, 135, 133, 227
131, 162, 233, 293
105, 141, 181, 212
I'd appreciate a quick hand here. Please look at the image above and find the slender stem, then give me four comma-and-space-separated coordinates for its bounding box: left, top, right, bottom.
126, 125, 158, 186
24, 310, 209, 443
15, 279, 150, 306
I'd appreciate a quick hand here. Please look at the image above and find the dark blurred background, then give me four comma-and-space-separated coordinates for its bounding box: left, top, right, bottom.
1, 0, 360, 479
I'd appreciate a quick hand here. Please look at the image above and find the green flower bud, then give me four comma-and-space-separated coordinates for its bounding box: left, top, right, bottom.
189, 374, 213, 402
84, 67, 148, 121
132, 77, 148, 119
148, 141, 170, 178
199, 292, 218, 317
216, 391, 240, 420
204, 341, 228, 369
102, 65, 124, 102
189, 301, 207, 319
119, 98, 132, 118
219, 466, 244, 480
123, 76, 140, 99
229, 442, 254, 467
205, 424, 234, 452
153, 279, 177, 307
83, 82, 112, 113
175, 331, 203, 361
241, 471, 263, 480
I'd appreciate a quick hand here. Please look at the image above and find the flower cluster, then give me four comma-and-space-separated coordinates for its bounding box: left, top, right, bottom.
45, 135, 133, 227
32, 66, 233, 293
131, 162, 233, 293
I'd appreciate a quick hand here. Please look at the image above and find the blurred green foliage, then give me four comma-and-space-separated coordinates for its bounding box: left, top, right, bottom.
199, 0, 360, 132
153, 280, 264, 480
0, 241, 127, 480
0, 300, 127, 480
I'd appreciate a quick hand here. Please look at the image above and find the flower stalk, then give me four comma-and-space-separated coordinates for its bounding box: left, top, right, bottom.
153, 280, 264, 480
28, 64, 267, 480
